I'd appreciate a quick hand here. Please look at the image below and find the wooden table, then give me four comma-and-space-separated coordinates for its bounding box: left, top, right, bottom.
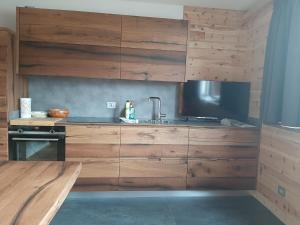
0, 161, 81, 225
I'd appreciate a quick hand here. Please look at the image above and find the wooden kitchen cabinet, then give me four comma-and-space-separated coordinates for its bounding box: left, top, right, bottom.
121, 48, 186, 82
119, 126, 188, 190
121, 126, 189, 145
121, 16, 188, 82
66, 125, 120, 191
121, 16, 188, 51
187, 127, 259, 190
19, 40, 121, 79
18, 7, 188, 82
18, 7, 121, 79
19, 7, 122, 47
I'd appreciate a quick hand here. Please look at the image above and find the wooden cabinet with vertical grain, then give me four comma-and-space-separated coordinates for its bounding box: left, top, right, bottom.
65, 125, 121, 191
187, 127, 259, 190
119, 126, 189, 190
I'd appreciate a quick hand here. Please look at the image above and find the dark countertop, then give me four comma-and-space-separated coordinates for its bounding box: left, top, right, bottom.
57, 117, 258, 129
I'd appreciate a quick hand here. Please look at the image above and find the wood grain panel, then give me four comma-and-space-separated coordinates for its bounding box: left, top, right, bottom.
187, 177, 256, 190
67, 158, 119, 178
243, 3, 273, 118
0, 128, 7, 160
0, 75, 6, 96
66, 125, 120, 144
20, 41, 121, 79
119, 177, 186, 190
184, 7, 247, 82
256, 125, 300, 225
19, 7, 121, 47
72, 178, 119, 191
66, 144, 120, 158
0, 161, 81, 225
188, 145, 258, 159
121, 48, 186, 82
121, 126, 189, 145
188, 158, 257, 178
120, 144, 188, 158
122, 16, 188, 51
120, 158, 187, 178
0, 97, 6, 112
189, 127, 259, 146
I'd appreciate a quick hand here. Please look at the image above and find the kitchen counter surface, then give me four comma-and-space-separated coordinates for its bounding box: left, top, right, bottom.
0, 161, 81, 225
57, 117, 258, 129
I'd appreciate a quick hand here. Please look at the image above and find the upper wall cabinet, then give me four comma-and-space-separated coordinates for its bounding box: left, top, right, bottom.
121, 16, 188, 82
121, 16, 188, 51
18, 7, 188, 82
18, 7, 121, 79
19, 8, 122, 47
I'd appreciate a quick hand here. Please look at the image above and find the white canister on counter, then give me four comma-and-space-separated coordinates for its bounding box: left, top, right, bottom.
20, 98, 32, 118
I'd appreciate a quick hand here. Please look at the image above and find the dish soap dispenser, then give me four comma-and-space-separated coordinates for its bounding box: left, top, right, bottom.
129, 102, 135, 120
125, 100, 131, 119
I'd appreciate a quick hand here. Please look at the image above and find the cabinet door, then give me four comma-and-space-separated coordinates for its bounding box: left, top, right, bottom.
66, 125, 120, 190
120, 158, 187, 178
121, 48, 186, 82
189, 127, 259, 146
122, 16, 188, 51
121, 126, 189, 145
19, 7, 122, 47
20, 42, 121, 79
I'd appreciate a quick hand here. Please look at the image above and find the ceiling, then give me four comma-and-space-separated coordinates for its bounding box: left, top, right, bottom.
121, 0, 271, 10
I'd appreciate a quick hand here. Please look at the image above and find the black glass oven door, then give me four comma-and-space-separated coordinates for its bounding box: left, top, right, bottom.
10, 137, 61, 161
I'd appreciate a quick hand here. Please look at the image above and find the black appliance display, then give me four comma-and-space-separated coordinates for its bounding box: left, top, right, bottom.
181, 80, 250, 122
9, 126, 65, 161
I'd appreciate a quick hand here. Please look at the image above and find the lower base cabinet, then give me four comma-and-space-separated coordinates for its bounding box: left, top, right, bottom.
66, 125, 259, 191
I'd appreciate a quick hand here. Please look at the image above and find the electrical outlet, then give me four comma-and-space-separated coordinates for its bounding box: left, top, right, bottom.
278, 185, 286, 197
107, 102, 116, 109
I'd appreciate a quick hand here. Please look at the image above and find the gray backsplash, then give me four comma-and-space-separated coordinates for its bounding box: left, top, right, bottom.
28, 76, 180, 120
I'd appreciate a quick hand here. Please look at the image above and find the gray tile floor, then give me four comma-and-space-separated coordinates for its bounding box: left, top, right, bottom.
51, 193, 283, 225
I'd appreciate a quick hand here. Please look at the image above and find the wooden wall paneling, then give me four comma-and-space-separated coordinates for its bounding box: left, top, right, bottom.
184, 7, 248, 81
121, 126, 189, 145
255, 125, 300, 225
242, 3, 273, 118
19, 7, 122, 47
121, 16, 188, 51
20, 41, 121, 79
121, 48, 186, 82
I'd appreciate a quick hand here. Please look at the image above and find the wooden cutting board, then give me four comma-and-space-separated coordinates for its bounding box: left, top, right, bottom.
10, 118, 63, 126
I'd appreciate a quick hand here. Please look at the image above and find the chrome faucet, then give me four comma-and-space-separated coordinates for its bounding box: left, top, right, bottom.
148, 97, 166, 121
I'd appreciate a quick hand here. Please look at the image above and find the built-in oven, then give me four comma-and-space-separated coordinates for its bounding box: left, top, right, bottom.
9, 126, 65, 161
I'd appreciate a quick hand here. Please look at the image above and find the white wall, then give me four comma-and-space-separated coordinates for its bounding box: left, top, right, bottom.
0, 0, 183, 31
